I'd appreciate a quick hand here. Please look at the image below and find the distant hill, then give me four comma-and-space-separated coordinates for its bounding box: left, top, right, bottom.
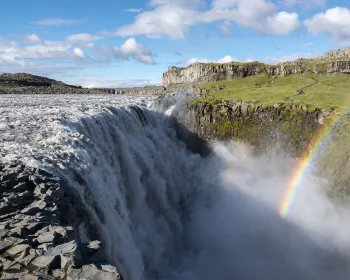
0, 73, 103, 94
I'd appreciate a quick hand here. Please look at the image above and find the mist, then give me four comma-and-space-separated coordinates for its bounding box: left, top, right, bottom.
171, 141, 350, 280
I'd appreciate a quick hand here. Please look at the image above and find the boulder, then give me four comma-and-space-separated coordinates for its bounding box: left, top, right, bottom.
33, 183, 47, 195
6, 262, 22, 273
3, 244, 29, 258
36, 232, 58, 244
0, 240, 12, 254
5, 236, 27, 245
27, 255, 61, 271
52, 269, 66, 279
0, 229, 8, 238
20, 274, 39, 280
48, 241, 77, 256
67, 264, 120, 280
18, 254, 36, 266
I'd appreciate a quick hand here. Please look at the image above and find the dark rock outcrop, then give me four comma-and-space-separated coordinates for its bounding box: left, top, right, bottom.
0, 162, 120, 279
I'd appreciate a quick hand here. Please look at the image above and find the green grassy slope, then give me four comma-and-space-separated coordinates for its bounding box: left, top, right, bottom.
198, 73, 350, 111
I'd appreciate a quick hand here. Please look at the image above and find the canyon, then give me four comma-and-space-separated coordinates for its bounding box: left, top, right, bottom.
1, 47, 350, 279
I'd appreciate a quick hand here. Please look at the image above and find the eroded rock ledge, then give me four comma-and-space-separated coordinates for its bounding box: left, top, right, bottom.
0, 163, 120, 280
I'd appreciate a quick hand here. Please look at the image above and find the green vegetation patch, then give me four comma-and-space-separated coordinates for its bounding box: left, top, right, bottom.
198, 73, 350, 111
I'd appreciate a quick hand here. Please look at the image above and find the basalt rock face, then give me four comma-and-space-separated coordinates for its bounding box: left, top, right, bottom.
321, 47, 350, 59
175, 100, 327, 157
0, 162, 120, 280
163, 53, 350, 87
163, 62, 269, 87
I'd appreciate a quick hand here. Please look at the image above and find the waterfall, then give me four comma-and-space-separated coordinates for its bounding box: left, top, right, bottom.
54, 103, 350, 280
2, 95, 350, 280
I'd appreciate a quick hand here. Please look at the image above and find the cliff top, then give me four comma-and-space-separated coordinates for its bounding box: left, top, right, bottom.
196, 72, 350, 111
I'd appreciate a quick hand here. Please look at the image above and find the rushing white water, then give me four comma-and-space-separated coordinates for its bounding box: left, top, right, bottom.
1, 94, 350, 280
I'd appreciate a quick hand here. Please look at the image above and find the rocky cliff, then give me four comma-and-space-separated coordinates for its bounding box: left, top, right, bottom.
321, 47, 350, 59
163, 48, 350, 87
173, 100, 328, 157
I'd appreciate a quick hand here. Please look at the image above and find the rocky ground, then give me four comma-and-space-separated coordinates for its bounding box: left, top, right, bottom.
0, 162, 120, 279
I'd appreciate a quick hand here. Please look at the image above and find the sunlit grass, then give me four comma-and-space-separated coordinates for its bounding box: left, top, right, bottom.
199, 73, 350, 111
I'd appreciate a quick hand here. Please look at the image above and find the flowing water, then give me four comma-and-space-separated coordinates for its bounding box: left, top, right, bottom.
1, 94, 350, 280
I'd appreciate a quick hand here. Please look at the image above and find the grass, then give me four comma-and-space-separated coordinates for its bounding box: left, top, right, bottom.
198, 73, 350, 111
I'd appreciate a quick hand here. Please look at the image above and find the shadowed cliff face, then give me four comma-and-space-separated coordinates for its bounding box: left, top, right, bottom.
154, 94, 350, 199
169, 100, 326, 157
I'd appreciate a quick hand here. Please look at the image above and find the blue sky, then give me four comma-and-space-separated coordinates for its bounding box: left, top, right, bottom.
1, 0, 349, 87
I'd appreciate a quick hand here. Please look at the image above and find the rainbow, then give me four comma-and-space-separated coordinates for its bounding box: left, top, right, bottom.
279, 120, 336, 218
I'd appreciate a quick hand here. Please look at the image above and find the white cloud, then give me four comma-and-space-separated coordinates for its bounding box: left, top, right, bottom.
261, 52, 318, 64
65, 34, 101, 43
126, 8, 143, 13
0, 39, 75, 66
115, 3, 198, 39
32, 18, 84, 26
304, 7, 350, 46
148, 0, 204, 9
1, 63, 84, 78
279, 0, 325, 8
299, 43, 314, 47
101, 38, 155, 64
219, 21, 233, 36
199, 0, 300, 35
24, 34, 41, 43
185, 55, 237, 65
0, 34, 157, 72
112, 0, 300, 39
217, 55, 237, 63
73, 47, 86, 59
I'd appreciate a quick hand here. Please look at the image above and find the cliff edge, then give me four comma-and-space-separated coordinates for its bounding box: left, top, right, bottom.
163, 47, 350, 87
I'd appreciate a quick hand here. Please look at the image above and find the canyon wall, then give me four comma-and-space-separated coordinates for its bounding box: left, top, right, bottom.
165, 98, 350, 198
175, 100, 327, 157
163, 59, 350, 87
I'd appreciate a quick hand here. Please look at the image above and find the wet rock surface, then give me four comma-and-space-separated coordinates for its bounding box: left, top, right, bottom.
0, 162, 120, 279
